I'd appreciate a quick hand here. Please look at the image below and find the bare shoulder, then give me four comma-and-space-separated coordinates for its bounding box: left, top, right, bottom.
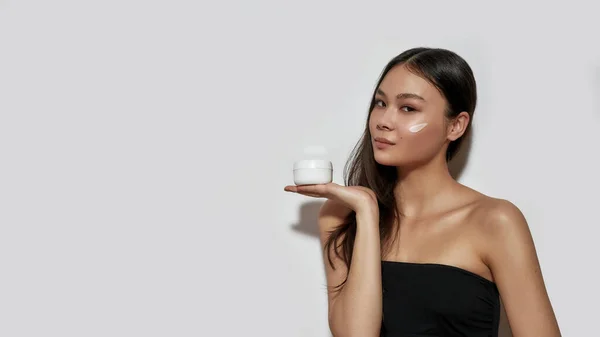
471, 196, 530, 241
468, 193, 540, 280
467, 194, 561, 335
459, 188, 535, 265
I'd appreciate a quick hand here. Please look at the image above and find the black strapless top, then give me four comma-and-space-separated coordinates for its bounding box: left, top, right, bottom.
381, 261, 500, 337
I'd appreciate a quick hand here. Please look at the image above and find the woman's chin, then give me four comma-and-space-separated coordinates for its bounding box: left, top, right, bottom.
374, 152, 400, 167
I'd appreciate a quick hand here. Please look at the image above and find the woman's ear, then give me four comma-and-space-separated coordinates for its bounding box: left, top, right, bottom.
447, 111, 470, 141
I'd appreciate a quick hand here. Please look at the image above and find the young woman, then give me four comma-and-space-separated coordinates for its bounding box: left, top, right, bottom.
284, 47, 561, 337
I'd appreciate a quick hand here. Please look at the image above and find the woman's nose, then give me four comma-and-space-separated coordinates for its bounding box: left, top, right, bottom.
376, 108, 396, 131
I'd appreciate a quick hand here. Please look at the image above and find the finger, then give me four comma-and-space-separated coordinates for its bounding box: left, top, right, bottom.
284, 185, 321, 192
284, 185, 298, 192
284, 185, 323, 197
285, 183, 340, 196
297, 192, 323, 198
284, 186, 323, 199
293, 184, 329, 196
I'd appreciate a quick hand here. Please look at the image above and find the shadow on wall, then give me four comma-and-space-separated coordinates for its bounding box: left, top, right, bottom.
290, 200, 330, 298
291, 200, 325, 239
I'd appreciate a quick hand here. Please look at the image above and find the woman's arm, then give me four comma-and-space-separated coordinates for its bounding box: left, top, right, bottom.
483, 199, 561, 337
319, 200, 382, 337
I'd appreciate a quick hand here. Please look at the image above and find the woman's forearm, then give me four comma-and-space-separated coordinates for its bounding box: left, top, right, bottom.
329, 210, 382, 337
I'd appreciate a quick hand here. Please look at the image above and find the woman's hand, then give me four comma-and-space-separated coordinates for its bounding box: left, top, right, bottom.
284, 183, 378, 215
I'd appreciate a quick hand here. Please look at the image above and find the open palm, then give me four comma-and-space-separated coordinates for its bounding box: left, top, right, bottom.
284, 183, 377, 214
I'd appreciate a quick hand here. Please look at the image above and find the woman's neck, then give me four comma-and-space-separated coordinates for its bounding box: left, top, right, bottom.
394, 156, 458, 218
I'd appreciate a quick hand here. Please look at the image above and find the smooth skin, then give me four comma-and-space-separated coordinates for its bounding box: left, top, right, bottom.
285, 64, 561, 337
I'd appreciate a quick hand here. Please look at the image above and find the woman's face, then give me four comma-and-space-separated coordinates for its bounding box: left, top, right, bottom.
368, 64, 459, 168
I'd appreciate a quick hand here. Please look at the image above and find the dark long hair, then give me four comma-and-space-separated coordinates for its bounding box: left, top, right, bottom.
323, 47, 478, 292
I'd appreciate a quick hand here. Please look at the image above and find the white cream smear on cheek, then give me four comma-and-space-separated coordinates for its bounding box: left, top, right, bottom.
408, 122, 428, 133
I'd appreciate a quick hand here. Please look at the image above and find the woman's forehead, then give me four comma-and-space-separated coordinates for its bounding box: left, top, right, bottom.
378, 65, 440, 101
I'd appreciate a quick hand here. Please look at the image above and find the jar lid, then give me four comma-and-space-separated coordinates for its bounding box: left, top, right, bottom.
293, 159, 333, 170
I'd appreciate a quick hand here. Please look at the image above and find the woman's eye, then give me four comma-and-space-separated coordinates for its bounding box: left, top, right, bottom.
374, 99, 385, 108
401, 106, 415, 112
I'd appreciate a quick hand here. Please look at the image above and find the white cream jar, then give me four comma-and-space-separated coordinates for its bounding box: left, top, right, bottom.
293, 159, 333, 185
